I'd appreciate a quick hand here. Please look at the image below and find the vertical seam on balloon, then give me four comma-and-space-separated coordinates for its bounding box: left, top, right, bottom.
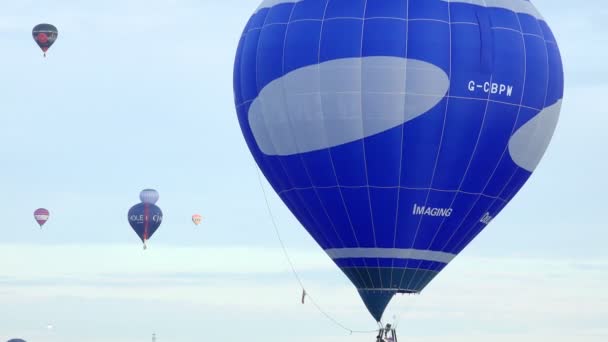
288, 4, 344, 246
389, 0, 411, 295
304, 1, 370, 291
405, 0, 460, 291
359, 0, 383, 289
490, 25, 546, 206
240, 13, 287, 194
252, 8, 309, 237
498, 13, 552, 202
274, 0, 335, 248
410, 2, 499, 287
413, 0, 518, 289
399, 0, 454, 293
254, 5, 335, 249
410, 2, 516, 290
446, 5, 548, 255
254, 17, 286, 161
253, 1, 371, 289
426, 8, 529, 260
451, 9, 554, 254
280, 1, 351, 251
299, 0, 370, 289
315, 0, 377, 289
411, 0, 509, 290
275, 1, 359, 266
255, 8, 279, 154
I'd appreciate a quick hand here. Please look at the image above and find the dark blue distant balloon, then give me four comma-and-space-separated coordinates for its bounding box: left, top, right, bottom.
128, 203, 163, 248
8, 339, 27, 342
234, 0, 564, 322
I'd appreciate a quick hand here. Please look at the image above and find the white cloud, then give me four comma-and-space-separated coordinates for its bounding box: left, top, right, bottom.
0, 244, 606, 341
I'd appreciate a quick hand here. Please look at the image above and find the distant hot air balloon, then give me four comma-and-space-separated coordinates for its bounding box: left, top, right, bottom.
234, 0, 564, 324
128, 202, 163, 249
192, 214, 203, 226
32, 23, 58, 57
139, 189, 159, 204
34, 208, 50, 228
7, 339, 27, 342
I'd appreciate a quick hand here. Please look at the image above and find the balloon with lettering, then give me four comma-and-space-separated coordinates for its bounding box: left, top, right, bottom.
192, 214, 203, 226
128, 201, 163, 249
139, 188, 159, 204
32, 23, 58, 57
33, 208, 50, 228
234, 0, 564, 322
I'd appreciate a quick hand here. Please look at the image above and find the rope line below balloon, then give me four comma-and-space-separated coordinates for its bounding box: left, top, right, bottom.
254, 166, 379, 335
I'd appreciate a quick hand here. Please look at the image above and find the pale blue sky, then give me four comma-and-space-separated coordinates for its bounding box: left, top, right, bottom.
0, 1, 606, 341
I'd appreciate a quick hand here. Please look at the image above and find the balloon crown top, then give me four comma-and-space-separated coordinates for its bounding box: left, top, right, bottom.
139, 189, 159, 204
33, 23, 58, 31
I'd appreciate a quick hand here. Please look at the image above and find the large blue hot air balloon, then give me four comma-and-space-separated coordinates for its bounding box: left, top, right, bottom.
128, 202, 163, 249
234, 0, 563, 322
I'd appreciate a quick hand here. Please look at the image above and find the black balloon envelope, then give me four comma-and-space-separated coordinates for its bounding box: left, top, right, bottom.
32, 23, 58, 57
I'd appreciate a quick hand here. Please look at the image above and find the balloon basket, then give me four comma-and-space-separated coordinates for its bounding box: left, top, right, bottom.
376, 324, 397, 342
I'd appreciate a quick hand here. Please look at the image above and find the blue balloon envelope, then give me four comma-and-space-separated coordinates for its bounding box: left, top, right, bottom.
234, 0, 564, 322
128, 203, 163, 246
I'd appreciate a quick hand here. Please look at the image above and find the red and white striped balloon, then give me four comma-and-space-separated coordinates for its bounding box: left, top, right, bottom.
192, 214, 203, 226
33, 208, 50, 227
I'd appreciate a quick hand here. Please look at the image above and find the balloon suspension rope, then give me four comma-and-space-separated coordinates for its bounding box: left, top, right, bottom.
255, 167, 378, 335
